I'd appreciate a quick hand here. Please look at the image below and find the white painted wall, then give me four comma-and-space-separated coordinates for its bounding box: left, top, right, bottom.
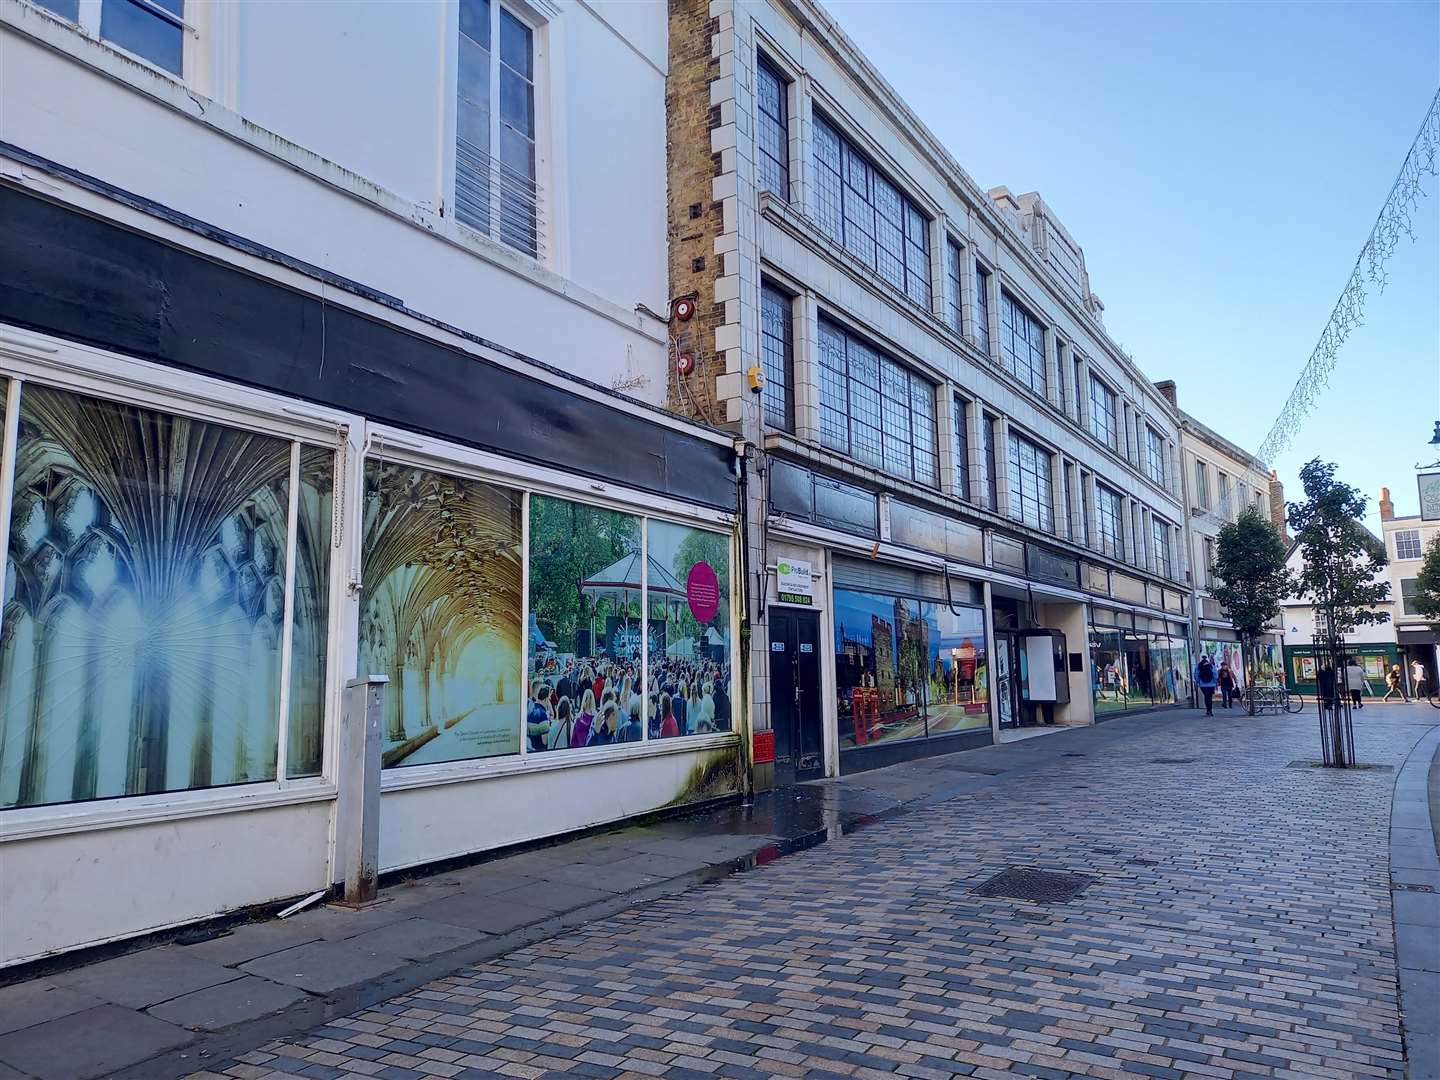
0, 0, 671, 404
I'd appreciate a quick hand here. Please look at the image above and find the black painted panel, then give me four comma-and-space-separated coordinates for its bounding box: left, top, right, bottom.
0, 188, 736, 509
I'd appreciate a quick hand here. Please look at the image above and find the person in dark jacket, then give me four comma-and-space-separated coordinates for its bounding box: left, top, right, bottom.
1218, 663, 1237, 709
1195, 656, 1218, 716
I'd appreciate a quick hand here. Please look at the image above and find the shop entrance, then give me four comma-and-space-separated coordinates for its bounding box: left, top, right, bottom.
769, 608, 824, 782
994, 631, 1019, 729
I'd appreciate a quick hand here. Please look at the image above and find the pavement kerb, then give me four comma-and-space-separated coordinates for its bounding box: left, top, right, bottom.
1391, 721, 1440, 1080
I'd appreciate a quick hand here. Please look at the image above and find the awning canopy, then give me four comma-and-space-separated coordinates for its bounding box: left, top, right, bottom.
580, 552, 686, 604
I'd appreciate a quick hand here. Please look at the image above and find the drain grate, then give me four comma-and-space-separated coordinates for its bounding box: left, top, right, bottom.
1151, 757, 1196, 764
1395, 882, 1437, 894
971, 866, 1094, 904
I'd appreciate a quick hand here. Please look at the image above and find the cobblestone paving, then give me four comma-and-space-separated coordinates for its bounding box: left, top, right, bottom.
197, 708, 1436, 1080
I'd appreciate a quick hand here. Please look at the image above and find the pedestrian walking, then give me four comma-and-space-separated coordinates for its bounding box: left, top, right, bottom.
1218, 663, 1237, 709
1195, 655, 1218, 716
1343, 658, 1371, 709
1383, 664, 1406, 702
1411, 658, 1428, 700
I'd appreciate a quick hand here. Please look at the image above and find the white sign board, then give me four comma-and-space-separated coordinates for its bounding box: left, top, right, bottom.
776, 559, 813, 605
1025, 635, 1057, 702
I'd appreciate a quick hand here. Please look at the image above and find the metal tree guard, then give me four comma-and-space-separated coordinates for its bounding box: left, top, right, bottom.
1312, 612, 1355, 768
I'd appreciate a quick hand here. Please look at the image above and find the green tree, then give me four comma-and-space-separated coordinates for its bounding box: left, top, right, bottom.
1212, 507, 1294, 713
1287, 460, 1390, 765
1412, 533, 1440, 635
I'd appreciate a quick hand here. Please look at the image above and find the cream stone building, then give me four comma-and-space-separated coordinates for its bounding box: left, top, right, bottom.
1380, 483, 1440, 691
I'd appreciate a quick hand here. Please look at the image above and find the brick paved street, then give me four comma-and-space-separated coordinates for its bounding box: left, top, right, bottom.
189, 706, 1437, 1080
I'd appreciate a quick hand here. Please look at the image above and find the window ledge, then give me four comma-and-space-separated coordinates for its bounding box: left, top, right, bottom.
380, 732, 740, 793
0, 779, 338, 844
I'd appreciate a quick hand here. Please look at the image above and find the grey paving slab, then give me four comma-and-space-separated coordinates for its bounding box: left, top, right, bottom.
1401, 969, 1440, 1035
406, 889, 552, 934
344, 917, 486, 959
52, 946, 243, 1008
605, 851, 714, 878
0, 1060, 27, 1080
0, 1004, 190, 1079
417, 868, 542, 897
1393, 888, 1440, 926
279, 901, 411, 941
146, 975, 309, 1031
487, 878, 613, 913
1398, 921, 1440, 972
237, 939, 409, 993
531, 860, 669, 893
0, 979, 103, 1036
180, 919, 324, 966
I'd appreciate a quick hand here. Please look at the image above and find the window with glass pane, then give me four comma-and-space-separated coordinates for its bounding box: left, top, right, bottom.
811, 116, 930, 306
755, 57, 789, 201
1395, 529, 1423, 560
974, 265, 992, 355
1402, 577, 1422, 615
648, 521, 731, 739
456, 0, 539, 258
34, 0, 80, 20
1194, 459, 1209, 509
289, 446, 334, 778
101, 0, 183, 74
1055, 342, 1067, 412
361, 461, 523, 767
1145, 427, 1165, 485
1217, 471, 1230, 513
817, 319, 937, 486
1202, 536, 1215, 587
1096, 484, 1123, 558
1072, 356, 1083, 420
1089, 375, 1117, 449
981, 412, 998, 511
526, 494, 645, 751
1151, 516, 1172, 578
1006, 431, 1053, 532
945, 241, 964, 333
759, 284, 793, 431
0, 384, 309, 809
1080, 471, 1092, 545
953, 396, 970, 500
999, 292, 1046, 395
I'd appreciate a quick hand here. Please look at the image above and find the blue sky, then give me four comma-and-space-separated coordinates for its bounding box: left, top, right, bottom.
826, 0, 1439, 532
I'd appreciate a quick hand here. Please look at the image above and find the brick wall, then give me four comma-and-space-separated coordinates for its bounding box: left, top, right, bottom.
665, 0, 727, 428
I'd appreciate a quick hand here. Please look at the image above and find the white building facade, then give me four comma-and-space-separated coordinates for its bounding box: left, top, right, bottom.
1380, 482, 1440, 692
1174, 400, 1287, 684
666, 0, 1194, 785
0, 0, 746, 967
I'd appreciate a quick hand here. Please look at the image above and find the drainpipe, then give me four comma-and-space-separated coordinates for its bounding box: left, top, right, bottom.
1177, 432, 1201, 707
734, 439, 754, 805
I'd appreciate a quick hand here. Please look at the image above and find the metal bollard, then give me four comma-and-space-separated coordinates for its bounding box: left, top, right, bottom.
337, 674, 387, 905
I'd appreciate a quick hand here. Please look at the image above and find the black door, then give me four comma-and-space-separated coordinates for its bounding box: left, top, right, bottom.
769, 609, 824, 783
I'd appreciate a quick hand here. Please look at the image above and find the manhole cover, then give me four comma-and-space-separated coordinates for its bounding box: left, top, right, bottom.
1151, 757, 1195, 764
971, 866, 1094, 904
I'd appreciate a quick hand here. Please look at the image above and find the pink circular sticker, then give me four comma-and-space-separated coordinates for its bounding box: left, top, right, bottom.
686, 561, 720, 623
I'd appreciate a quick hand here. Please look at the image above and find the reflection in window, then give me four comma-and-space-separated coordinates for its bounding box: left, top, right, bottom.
360, 462, 522, 767
818, 319, 937, 486
647, 521, 731, 739
834, 588, 988, 751
0, 384, 297, 808
288, 446, 333, 778
527, 495, 644, 751
101, 0, 183, 75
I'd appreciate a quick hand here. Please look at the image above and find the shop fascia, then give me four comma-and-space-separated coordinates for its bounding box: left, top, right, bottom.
0, 329, 742, 835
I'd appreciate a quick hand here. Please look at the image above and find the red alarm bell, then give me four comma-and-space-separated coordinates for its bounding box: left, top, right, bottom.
672, 297, 696, 322
676, 352, 696, 376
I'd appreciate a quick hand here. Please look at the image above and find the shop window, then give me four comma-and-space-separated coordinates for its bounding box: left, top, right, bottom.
361, 461, 523, 767
647, 521, 732, 739
526, 494, 644, 752
834, 588, 987, 751
0, 383, 328, 809
1090, 624, 1190, 713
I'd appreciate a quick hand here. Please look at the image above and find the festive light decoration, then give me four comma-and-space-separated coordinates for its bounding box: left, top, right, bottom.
1254, 88, 1440, 471
1193, 88, 1440, 532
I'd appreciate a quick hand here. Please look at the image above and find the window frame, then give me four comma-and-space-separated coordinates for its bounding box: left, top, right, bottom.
1194, 459, 1210, 510
816, 317, 939, 487
452, 0, 547, 261
32, 0, 196, 78
1089, 374, 1118, 450
1095, 483, 1124, 559
1395, 529, 1423, 560
1005, 428, 1054, 533
945, 239, 965, 334
999, 290, 1047, 396
759, 281, 795, 432
1150, 515, 1172, 579
973, 263, 992, 356
755, 54, 791, 203
953, 395, 970, 501
0, 331, 741, 834
811, 113, 932, 309
981, 411, 999, 512
1144, 426, 1166, 486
